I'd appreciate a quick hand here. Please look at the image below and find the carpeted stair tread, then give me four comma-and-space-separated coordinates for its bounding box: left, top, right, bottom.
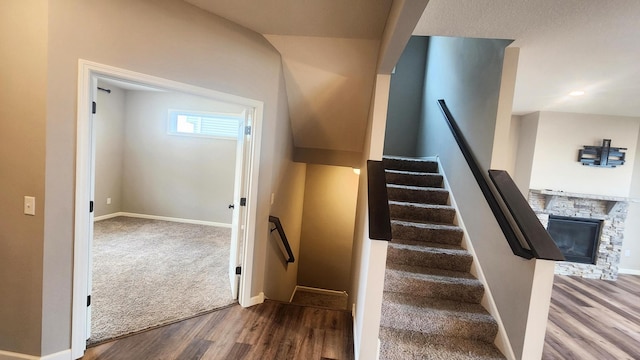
383, 156, 439, 173
391, 220, 464, 245
387, 184, 450, 205
385, 262, 480, 283
380, 156, 503, 358
384, 263, 485, 304
391, 238, 464, 250
379, 327, 506, 360
381, 292, 499, 343
385, 169, 444, 188
387, 241, 473, 272
389, 201, 456, 224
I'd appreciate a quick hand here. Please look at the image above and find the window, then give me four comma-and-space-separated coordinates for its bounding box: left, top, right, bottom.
168, 110, 243, 139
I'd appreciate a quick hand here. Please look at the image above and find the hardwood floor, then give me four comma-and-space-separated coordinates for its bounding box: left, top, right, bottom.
82, 300, 354, 360
82, 275, 640, 359
542, 274, 640, 360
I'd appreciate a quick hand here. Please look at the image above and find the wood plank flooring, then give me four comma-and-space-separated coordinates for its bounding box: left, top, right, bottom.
82, 300, 354, 360
542, 274, 640, 360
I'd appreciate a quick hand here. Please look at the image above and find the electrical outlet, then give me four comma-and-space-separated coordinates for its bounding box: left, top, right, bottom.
24, 196, 35, 216
624, 249, 631, 257
107, 197, 111, 205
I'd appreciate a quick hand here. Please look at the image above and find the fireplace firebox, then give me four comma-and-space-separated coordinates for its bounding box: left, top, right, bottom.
547, 215, 602, 264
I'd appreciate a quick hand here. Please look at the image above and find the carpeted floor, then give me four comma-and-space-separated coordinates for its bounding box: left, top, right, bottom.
90, 216, 236, 344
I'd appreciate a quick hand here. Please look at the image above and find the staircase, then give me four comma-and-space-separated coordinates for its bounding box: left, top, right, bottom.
379, 156, 505, 360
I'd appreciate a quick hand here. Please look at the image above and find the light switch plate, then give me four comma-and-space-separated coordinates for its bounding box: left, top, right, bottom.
24, 196, 35, 216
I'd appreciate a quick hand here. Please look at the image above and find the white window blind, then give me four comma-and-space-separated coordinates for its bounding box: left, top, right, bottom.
168, 110, 242, 139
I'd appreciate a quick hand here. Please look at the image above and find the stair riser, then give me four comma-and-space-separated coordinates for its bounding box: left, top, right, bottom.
384, 273, 484, 304
387, 247, 472, 272
380, 304, 498, 343
387, 187, 449, 205
391, 224, 463, 245
383, 158, 438, 173
385, 173, 443, 188
389, 204, 456, 224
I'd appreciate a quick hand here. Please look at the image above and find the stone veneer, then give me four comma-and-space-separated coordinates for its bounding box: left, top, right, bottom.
528, 190, 629, 280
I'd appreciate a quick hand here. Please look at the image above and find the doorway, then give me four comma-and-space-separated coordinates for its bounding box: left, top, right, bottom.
72, 60, 263, 358
89, 78, 246, 343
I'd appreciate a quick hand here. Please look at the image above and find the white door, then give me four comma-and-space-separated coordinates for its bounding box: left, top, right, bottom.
85, 78, 99, 340
229, 109, 252, 299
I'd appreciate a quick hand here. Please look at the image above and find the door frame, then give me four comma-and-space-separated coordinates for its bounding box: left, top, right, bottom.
72, 59, 263, 359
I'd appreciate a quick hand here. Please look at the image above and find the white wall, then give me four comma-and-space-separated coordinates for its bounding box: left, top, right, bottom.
513, 113, 540, 194
265, 35, 379, 154
298, 164, 359, 291
94, 84, 125, 217
39, 0, 298, 355
490, 47, 519, 172
121, 91, 242, 223
95, 88, 243, 223
621, 127, 640, 272
350, 74, 391, 360
529, 112, 639, 197
506, 115, 522, 176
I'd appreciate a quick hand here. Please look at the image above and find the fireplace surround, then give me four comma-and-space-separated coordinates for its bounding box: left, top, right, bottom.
528, 189, 629, 280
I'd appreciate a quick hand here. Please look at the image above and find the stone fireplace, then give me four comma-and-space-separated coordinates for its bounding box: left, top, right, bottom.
528, 189, 629, 280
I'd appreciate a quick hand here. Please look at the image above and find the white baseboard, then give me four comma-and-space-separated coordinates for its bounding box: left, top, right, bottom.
382, 155, 438, 161
243, 292, 265, 307
93, 212, 122, 221
94, 212, 231, 228
0, 350, 71, 360
291, 285, 348, 302
618, 268, 640, 275
352, 308, 359, 360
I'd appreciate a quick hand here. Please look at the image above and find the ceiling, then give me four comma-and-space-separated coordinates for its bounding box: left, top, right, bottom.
184, 0, 393, 39
184, 0, 640, 119
414, 0, 640, 117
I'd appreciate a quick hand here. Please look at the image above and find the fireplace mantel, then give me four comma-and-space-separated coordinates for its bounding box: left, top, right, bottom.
529, 189, 634, 215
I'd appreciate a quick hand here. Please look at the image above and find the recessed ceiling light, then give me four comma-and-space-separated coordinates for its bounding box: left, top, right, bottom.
569, 90, 585, 96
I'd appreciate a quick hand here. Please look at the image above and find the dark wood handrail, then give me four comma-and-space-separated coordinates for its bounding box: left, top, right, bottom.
367, 160, 392, 241
437, 99, 539, 259
268, 216, 295, 263
488, 170, 565, 260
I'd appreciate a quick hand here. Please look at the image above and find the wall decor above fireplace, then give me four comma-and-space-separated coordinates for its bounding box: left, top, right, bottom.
578, 138, 626, 167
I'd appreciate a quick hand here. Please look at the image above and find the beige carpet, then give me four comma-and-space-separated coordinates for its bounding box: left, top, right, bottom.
90, 216, 236, 344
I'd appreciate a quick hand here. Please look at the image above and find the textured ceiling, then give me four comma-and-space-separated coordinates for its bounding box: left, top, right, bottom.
180, 0, 640, 127
414, 0, 640, 117
184, 0, 393, 39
